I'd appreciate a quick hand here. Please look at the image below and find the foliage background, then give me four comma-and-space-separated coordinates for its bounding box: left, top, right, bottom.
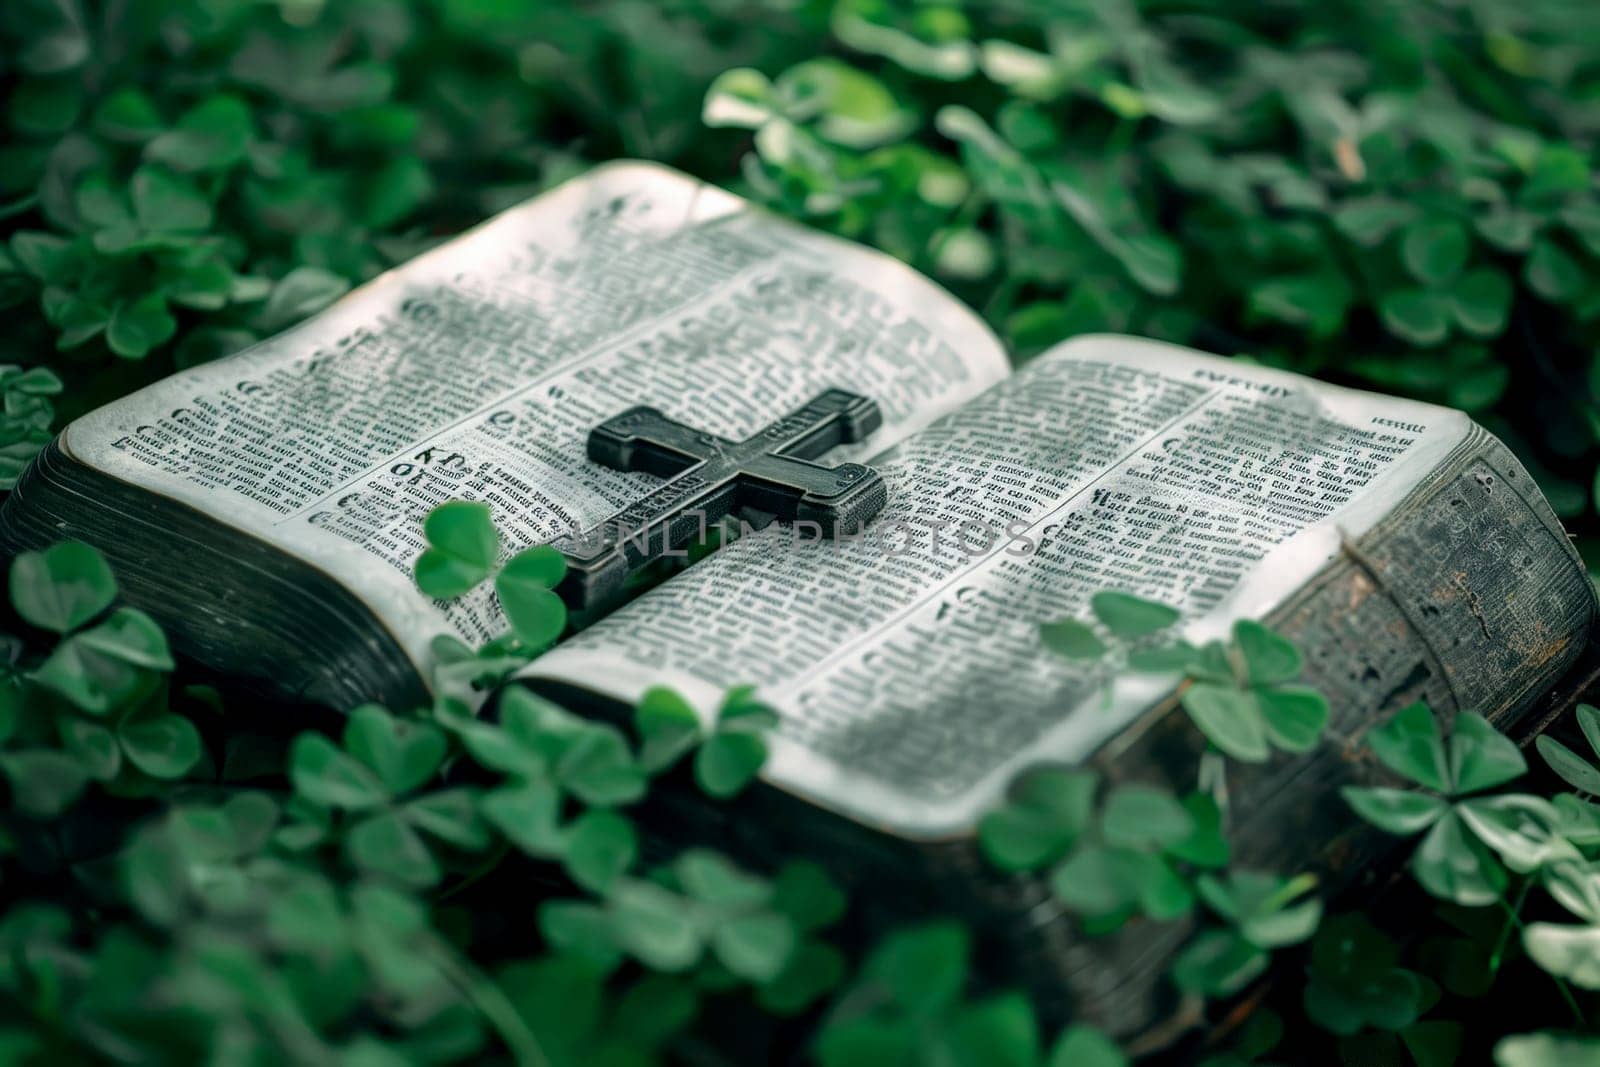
4, 0, 1600, 569
5, 1, 1600, 1065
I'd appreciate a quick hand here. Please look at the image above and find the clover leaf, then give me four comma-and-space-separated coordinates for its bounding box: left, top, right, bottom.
289, 705, 487, 887
1179, 621, 1329, 762
1344, 705, 1534, 905
494, 545, 568, 649
414, 501, 499, 598
1536, 704, 1600, 795
694, 686, 777, 799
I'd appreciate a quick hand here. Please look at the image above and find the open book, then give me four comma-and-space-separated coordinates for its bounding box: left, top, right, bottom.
4, 161, 1593, 1031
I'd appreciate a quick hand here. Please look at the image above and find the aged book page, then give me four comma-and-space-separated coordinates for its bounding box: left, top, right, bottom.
59, 161, 1007, 667
528, 336, 1472, 837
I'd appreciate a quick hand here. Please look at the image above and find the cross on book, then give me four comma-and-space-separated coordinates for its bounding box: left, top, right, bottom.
553, 389, 888, 611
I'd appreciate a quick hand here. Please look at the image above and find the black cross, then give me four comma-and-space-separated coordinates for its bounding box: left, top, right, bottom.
552, 389, 887, 611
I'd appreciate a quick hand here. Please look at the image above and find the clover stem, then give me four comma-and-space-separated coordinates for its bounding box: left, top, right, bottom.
426, 933, 552, 1067
1495, 890, 1586, 1027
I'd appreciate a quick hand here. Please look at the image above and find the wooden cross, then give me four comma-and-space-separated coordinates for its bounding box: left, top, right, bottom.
553, 389, 887, 611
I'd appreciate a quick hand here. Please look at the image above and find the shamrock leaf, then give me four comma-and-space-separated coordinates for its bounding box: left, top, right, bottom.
1522, 924, 1600, 990
1178, 621, 1328, 762
694, 687, 776, 799
117, 706, 203, 779
415, 501, 499, 598
10, 540, 116, 634
32, 608, 174, 714
635, 686, 703, 773
1364, 702, 1451, 792
978, 767, 1096, 870
1303, 914, 1429, 1035
343, 704, 447, 795
1089, 591, 1180, 639
1535, 704, 1600, 794
494, 545, 568, 648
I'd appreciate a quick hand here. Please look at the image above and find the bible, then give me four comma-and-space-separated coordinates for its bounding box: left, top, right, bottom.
2, 161, 1593, 1034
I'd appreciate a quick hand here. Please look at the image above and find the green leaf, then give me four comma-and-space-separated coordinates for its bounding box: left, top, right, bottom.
1522, 924, 1600, 990
106, 294, 177, 359
9, 232, 72, 283
93, 88, 163, 142
495, 552, 568, 648
1248, 273, 1352, 337
1366, 702, 1450, 792
1379, 289, 1450, 346
31, 609, 173, 714
415, 501, 499, 598
940, 992, 1040, 1067
361, 156, 434, 229
1167, 793, 1230, 868
1233, 620, 1301, 685
719, 686, 780, 731
289, 733, 389, 810
1400, 219, 1469, 286
1333, 197, 1418, 246
1100, 783, 1193, 851
1039, 619, 1105, 660
1342, 787, 1448, 835
559, 725, 645, 806
978, 768, 1096, 871
702, 67, 777, 129
403, 788, 489, 850
712, 913, 796, 983
347, 809, 439, 887
74, 608, 174, 670
1241, 895, 1323, 949
1449, 712, 1525, 794
1411, 809, 1507, 906
0, 749, 89, 818
816, 1019, 918, 1067
1170, 929, 1267, 997
563, 810, 636, 893
1109, 233, 1182, 296
481, 780, 563, 856
1048, 1026, 1127, 1067
867, 921, 968, 1014
1257, 686, 1330, 752
1581, 705, 1600, 761
60, 718, 121, 780
1451, 268, 1513, 338
1495, 1033, 1600, 1067
759, 941, 846, 1015
1536, 735, 1600, 794
772, 860, 847, 932
1182, 682, 1269, 762
1126, 641, 1199, 673
344, 704, 446, 795
1126, 852, 1194, 919
609, 880, 703, 971
778, 59, 911, 149
1476, 208, 1540, 252
1457, 794, 1577, 873
131, 167, 212, 232
677, 849, 771, 908
695, 730, 768, 799
635, 687, 702, 773
145, 94, 253, 172
1089, 591, 1179, 639
118, 710, 202, 779
1526, 238, 1586, 303
10, 540, 116, 633
258, 266, 351, 332
1050, 844, 1137, 917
